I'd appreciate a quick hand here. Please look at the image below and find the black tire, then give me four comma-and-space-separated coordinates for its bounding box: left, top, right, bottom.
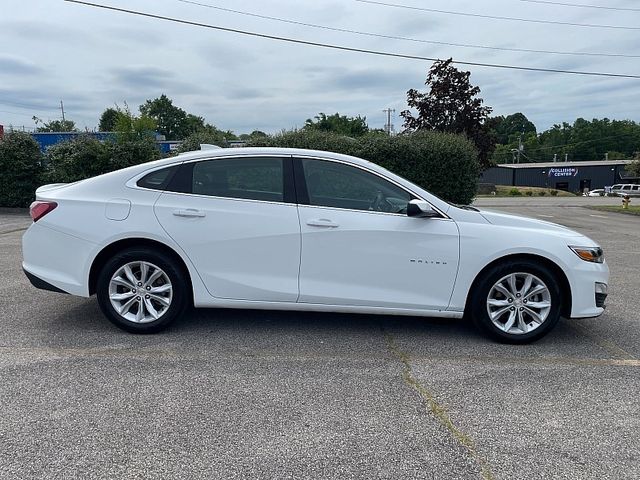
96, 248, 189, 333
468, 259, 562, 344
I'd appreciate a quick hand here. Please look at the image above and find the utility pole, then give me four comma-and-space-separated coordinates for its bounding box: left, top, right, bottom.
517, 131, 523, 164
383, 108, 395, 135
60, 100, 66, 122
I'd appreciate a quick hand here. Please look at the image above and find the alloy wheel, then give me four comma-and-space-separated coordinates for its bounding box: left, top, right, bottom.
486, 272, 552, 335
108, 261, 173, 323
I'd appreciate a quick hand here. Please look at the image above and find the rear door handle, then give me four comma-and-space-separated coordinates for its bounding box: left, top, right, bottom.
306, 218, 339, 228
172, 208, 206, 218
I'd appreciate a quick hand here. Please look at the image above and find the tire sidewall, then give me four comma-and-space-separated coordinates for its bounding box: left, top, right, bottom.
96, 248, 188, 333
471, 260, 562, 343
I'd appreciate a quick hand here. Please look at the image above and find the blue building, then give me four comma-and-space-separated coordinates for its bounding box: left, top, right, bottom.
30, 131, 181, 155
480, 160, 638, 192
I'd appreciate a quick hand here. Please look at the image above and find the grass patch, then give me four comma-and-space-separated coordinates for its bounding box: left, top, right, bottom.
590, 205, 640, 216
478, 185, 577, 197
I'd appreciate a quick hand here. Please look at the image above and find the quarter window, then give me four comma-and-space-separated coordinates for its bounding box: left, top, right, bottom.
300, 158, 412, 213
137, 166, 178, 190
191, 157, 284, 202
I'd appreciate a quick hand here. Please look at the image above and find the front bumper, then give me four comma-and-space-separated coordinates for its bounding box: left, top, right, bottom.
567, 262, 609, 319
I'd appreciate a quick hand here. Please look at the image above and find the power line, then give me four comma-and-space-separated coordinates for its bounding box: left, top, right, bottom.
354, 0, 640, 30
0, 109, 35, 116
494, 132, 637, 155
0, 100, 58, 112
64, 1, 640, 79
173, 0, 640, 59
517, 0, 640, 12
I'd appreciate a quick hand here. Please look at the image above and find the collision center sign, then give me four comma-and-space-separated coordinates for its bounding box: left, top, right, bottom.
548, 167, 579, 177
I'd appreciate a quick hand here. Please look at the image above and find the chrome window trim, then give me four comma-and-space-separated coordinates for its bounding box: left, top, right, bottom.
295, 154, 451, 220
157, 189, 296, 208
126, 152, 451, 219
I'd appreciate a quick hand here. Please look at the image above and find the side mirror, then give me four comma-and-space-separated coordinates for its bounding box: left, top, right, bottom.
407, 199, 440, 218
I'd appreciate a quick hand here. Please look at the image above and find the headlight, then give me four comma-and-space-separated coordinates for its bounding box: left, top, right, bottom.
569, 246, 604, 263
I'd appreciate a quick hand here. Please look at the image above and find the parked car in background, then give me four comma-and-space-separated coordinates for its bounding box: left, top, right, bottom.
585, 189, 605, 197
609, 184, 640, 197
22, 148, 609, 343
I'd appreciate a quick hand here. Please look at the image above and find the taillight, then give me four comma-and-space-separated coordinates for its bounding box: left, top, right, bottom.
30, 201, 57, 222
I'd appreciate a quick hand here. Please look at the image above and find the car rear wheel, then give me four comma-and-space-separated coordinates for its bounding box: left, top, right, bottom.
469, 260, 562, 343
96, 248, 188, 333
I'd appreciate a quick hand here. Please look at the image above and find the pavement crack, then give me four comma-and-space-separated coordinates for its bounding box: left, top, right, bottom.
384, 331, 495, 480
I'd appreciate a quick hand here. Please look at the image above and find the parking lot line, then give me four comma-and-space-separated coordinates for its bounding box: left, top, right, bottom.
566, 321, 636, 361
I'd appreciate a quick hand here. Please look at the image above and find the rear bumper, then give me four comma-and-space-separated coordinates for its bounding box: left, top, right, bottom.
23, 268, 69, 294
22, 223, 95, 297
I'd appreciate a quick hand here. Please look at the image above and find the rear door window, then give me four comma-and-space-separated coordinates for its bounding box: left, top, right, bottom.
191, 157, 284, 202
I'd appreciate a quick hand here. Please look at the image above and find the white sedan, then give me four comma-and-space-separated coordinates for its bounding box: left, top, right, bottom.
22, 147, 609, 343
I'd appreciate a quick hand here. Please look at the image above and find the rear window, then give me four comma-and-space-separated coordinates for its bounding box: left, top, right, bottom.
137, 166, 178, 190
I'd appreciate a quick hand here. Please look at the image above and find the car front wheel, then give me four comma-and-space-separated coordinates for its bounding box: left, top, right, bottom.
470, 260, 562, 343
96, 248, 189, 333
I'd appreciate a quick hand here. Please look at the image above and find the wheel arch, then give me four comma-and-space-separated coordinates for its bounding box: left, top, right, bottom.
89, 237, 193, 302
464, 253, 572, 317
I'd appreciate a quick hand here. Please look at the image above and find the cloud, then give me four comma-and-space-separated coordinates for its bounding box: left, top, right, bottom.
0, 0, 638, 134
0, 56, 43, 76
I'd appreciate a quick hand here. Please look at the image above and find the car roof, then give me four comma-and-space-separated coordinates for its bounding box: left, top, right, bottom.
173, 147, 367, 165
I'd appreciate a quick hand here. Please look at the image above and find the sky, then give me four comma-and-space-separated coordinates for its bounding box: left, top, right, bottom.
1, 0, 639, 136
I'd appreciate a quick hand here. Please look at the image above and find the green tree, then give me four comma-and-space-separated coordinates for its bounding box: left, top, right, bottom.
303, 112, 369, 137
32, 116, 77, 132
492, 117, 640, 164
239, 130, 268, 141
139, 94, 208, 140
139, 94, 185, 140
0, 132, 43, 207
487, 113, 536, 144
98, 107, 122, 131
114, 104, 157, 143
401, 58, 494, 168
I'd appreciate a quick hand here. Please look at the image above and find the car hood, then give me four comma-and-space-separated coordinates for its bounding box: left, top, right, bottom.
477, 209, 586, 238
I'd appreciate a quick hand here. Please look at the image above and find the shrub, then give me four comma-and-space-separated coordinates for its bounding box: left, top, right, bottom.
43, 135, 111, 183
525, 190, 533, 196
538, 190, 546, 196
43, 135, 160, 184
252, 129, 360, 157
550, 189, 559, 196
109, 139, 162, 171
252, 130, 480, 205
509, 188, 522, 196
0, 132, 43, 207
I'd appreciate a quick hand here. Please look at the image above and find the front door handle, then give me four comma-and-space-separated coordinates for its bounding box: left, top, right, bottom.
172, 208, 206, 218
306, 218, 339, 228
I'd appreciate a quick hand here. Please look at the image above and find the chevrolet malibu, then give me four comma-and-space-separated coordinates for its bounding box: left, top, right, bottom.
22, 147, 609, 343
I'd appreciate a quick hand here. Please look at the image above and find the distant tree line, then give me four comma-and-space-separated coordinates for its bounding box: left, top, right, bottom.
489, 116, 640, 164
4, 57, 639, 210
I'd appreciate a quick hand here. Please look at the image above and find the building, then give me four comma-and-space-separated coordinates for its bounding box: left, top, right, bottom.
28, 131, 181, 155
481, 160, 638, 193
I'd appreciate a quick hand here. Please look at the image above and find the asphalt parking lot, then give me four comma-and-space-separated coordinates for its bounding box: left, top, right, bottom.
1, 197, 638, 480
